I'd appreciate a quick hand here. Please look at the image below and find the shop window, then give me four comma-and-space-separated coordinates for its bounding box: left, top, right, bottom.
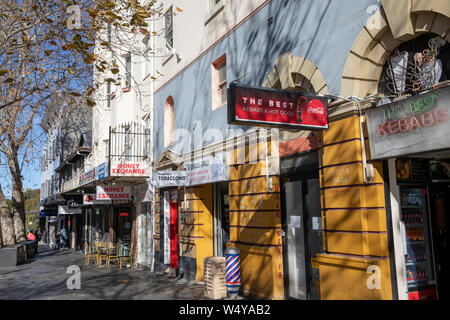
164, 96, 175, 147
378, 34, 450, 98
165, 6, 173, 51
212, 54, 227, 110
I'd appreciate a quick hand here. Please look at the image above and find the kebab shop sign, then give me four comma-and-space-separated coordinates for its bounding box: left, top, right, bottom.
227, 83, 328, 129
366, 86, 450, 159
96, 185, 131, 200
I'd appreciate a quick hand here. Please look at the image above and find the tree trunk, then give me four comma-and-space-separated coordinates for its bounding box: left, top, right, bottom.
11, 175, 26, 243
0, 184, 16, 246
8, 155, 26, 243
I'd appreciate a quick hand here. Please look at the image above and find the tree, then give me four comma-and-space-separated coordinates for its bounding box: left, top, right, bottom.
0, 0, 176, 244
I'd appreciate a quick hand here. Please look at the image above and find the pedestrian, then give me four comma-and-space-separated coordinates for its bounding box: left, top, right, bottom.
35, 229, 42, 242
27, 230, 36, 241
59, 226, 68, 249
41, 228, 47, 245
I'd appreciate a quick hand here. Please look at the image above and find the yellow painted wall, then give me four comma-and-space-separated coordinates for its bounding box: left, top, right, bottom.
319, 115, 393, 300
229, 159, 284, 300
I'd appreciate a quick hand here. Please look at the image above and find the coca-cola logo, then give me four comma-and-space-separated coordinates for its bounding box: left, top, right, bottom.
307, 99, 325, 114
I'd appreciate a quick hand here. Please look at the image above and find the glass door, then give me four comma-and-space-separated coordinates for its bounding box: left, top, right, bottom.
399, 187, 436, 299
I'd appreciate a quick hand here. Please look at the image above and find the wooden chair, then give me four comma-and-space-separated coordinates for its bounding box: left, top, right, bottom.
85, 242, 98, 265
107, 243, 119, 267
119, 242, 134, 270
97, 242, 108, 267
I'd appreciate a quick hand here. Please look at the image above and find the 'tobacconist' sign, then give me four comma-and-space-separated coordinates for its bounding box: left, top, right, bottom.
227, 83, 329, 129
152, 171, 187, 188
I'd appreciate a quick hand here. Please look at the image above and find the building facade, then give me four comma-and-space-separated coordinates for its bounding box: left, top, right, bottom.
40, 94, 92, 249
150, 0, 450, 300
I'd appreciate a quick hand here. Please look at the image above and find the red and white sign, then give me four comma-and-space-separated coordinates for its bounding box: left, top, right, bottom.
83, 193, 111, 205
111, 160, 149, 177
96, 185, 132, 200
228, 83, 328, 129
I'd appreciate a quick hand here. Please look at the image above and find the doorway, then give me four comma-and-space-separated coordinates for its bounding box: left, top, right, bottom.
280, 151, 322, 300
114, 207, 132, 256
214, 181, 230, 257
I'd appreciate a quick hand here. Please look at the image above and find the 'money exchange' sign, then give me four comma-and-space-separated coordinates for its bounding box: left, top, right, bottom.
96, 185, 131, 200
227, 83, 329, 129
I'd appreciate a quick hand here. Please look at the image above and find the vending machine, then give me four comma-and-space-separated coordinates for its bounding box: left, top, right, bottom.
399, 187, 438, 300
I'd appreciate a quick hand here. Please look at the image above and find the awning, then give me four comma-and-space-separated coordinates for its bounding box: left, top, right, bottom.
58, 205, 82, 215
40, 210, 58, 217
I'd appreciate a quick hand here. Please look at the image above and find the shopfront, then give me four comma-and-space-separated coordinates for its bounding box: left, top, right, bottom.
134, 182, 153, 269
366, 84, 450, 300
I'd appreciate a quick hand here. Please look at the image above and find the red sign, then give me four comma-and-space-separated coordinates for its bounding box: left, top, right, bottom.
228, 83, 328, 129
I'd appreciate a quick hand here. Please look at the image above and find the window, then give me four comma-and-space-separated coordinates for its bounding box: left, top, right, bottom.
165, 6, 173, 51
106, 81, 111, 108
164, 96, 174, 147
125, 55, 132, 88
212, 54, 227, 110
107, 23, 112, 44
378, 34, 450, 98
209, 0, 221, 11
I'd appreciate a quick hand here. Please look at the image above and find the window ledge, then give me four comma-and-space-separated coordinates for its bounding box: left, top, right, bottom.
204, 1, 225, 26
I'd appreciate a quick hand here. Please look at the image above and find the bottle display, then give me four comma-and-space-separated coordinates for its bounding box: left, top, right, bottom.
400, 187, 435, 298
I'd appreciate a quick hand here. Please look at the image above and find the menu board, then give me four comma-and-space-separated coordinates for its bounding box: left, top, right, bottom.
396, 158, 430, 183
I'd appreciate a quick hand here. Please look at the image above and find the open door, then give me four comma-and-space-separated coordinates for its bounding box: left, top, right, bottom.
284, 181, 308, 299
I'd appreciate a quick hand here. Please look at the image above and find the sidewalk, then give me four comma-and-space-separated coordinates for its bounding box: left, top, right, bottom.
0, 245, 206, 300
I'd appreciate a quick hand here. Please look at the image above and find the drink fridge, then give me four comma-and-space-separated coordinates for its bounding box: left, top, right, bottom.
399, 187, 437, 300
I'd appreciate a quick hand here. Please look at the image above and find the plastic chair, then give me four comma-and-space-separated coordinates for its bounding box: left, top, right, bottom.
107, 243, 119, 267
119, 242, 134, 269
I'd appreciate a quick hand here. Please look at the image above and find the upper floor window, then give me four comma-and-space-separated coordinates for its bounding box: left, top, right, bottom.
125, 54, 132, 88
378, 34, 449, 98
209, 0, 221, 11
165, 6, 173, 51
105, 80, 111, 108
212, 54, 227, 110
164, 96, 174, 147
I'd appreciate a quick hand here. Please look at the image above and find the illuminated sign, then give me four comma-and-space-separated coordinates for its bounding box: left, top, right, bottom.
111, 160, 149, 177
366, 86, 450, 159
227, 83, 329, 129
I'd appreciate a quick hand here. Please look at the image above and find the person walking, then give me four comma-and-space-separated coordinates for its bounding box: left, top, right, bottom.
59, 226, 68, 249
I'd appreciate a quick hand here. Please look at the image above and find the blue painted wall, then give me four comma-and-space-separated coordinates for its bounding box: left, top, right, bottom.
153, 0, 379, 160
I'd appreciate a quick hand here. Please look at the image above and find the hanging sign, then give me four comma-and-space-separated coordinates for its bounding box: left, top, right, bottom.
111, 160, 149, 177
96, 185, 132, 200
227, 83, 329, 129
183, 155, 227, 186
366, 86, 450, 159
152, 170, 187, 188
134, 182, 153, 203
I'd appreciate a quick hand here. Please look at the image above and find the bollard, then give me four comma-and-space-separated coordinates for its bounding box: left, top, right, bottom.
225, 246, 240, 298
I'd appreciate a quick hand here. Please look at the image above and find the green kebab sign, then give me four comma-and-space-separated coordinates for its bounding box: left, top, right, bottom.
366, 86, 450, 159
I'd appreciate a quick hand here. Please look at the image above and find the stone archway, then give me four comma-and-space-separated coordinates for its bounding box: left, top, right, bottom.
263, 52, 328, 94
262, 52, 328, 156
340, 0, 450, 97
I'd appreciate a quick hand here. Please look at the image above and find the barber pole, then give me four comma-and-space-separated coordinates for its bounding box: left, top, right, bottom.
225, 246, 240, 298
